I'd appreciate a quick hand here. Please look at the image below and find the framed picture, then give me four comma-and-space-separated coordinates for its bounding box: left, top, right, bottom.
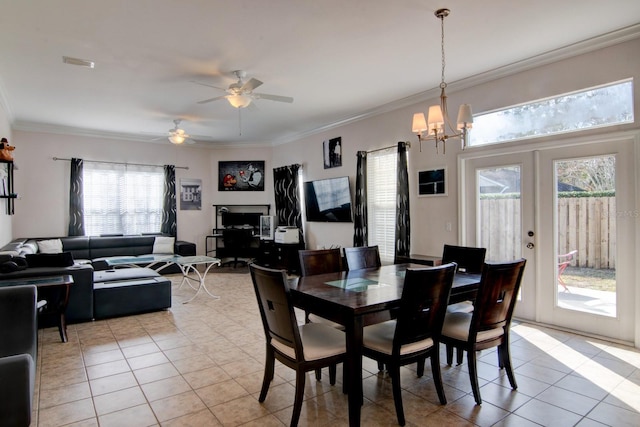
418, 167, 447, 197
218, 161, 265, 191
180, 178, 202, 210
323, 136, 342, 169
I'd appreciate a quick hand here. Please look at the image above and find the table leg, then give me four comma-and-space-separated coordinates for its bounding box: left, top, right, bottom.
346, 316, 364, 426
58, 283, 71, 343
182, 262, 220, 303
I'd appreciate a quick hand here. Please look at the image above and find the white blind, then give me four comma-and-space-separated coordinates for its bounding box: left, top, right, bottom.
367, 148, 397, 263
83, 162, 164, 236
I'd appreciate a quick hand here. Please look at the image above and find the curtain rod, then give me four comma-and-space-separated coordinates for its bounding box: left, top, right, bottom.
53, 157, 189, 170
366, 141, 411, 154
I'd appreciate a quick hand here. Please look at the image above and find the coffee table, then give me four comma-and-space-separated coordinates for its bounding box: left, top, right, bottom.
0, 274, 74, 343
105, 255, 221, 303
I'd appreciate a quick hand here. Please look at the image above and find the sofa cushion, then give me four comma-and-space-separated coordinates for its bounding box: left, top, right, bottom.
153, 236, 175, 254
26, 252, 75, 268
37, 239, 63, 254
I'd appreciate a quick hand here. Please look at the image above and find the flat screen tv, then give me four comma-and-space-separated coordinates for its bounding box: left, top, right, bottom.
303, 176, 353, 222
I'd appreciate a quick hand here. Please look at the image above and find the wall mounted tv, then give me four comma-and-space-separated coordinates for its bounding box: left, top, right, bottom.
303, 176, 353, 222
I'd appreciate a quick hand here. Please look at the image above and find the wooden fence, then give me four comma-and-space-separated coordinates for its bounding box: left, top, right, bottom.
479, 196, 616, 269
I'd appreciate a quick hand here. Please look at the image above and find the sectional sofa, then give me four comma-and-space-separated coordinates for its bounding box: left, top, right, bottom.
0, 235, 196, 322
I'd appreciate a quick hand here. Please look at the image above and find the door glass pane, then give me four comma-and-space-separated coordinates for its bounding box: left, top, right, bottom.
477, 166, 522, 261
555, 156, 616, 317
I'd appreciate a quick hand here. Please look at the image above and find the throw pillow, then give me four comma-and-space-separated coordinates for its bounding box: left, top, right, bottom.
153, 236, 175, 254
26, 252, 75, 268
37, 238, 63, 254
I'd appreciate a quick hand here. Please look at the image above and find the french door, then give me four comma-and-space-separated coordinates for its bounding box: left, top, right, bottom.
461, 134, 636, 342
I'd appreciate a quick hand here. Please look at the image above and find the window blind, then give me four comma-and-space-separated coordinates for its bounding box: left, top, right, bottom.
366, 147, 397, 263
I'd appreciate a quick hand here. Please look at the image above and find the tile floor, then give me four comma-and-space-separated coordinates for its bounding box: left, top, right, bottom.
32, 270, 640, 426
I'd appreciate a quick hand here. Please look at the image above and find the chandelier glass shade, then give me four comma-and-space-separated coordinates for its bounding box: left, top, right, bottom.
411, 8, 473, 154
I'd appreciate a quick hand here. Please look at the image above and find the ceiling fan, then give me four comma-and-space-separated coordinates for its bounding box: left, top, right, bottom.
166, 119, 194, 144
193, 70, 293, 109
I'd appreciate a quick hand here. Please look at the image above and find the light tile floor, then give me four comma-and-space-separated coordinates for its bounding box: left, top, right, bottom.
33, 270, 640, 426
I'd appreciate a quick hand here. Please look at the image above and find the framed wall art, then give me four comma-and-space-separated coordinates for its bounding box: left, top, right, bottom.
323, 136, 342, 169
218, 160, 265, 191
418, 167, 447, 197
180, 178, 202, 210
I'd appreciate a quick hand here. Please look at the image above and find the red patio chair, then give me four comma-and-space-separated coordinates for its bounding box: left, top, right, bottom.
558, 250, 577, 292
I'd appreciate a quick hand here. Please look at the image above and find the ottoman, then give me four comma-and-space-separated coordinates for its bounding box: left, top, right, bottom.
93, 268, 172, 319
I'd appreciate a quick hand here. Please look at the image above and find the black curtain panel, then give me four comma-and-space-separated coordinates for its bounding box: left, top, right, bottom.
273, 164, 304, 244
395, 142, 410, 261
353, 151, 368, 247
68, 157, 85, 236
161, 165, 177, 237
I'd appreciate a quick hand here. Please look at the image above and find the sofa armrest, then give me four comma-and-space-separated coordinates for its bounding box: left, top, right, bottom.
0, 354, 35, 427
0, 285, 37, 361
175, 241, 196, 256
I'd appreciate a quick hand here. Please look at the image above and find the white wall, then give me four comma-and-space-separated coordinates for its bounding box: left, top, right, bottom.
272, 37, 640, 255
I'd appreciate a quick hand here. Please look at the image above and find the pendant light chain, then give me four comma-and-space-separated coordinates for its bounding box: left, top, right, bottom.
440, 13, 446, 89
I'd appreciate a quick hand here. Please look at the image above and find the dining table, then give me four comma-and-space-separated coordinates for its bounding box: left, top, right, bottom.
288, 263, 481, 427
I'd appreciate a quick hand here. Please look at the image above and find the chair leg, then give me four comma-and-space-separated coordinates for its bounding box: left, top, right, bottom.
467, 347, 482, 405
315, 368, 322, 381
446, 344, 454, 366
416, 357, 425, 378
430, 349, 447, 405
292, 370, 306, 427
497, 345, 504, 369
377, 361, 385, 372
389, 364, 406, 426
259, 347, 275, 402
500, 341, 518, 390
329, 364, 337, 385
456, 347, 464, 365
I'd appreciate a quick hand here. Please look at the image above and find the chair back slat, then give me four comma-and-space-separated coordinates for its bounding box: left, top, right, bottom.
298, 248, 344, 276
344, 246, 381, 270
442, 244, 486, 274
471, 259, 526, 335
249, 264, 302, 356
394, 263, 457, 350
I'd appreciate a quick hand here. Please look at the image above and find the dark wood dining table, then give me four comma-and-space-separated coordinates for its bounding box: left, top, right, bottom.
289, 263, 481, 427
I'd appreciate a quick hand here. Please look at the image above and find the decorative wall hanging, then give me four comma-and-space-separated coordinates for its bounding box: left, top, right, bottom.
323, 137, 342, 169
180, 178, 202, 210
218, 161, 265, 191
418, 167, 447, 197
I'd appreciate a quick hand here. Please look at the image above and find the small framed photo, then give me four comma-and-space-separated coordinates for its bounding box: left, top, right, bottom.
418, 167, 447, 197
323, 137, 342, 169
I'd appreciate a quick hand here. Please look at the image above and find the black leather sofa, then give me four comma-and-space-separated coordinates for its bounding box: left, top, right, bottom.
0, 285, 37, 426
0, 235, 196, 322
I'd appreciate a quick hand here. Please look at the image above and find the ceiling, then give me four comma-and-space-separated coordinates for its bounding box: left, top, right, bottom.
1, 1, 639, 147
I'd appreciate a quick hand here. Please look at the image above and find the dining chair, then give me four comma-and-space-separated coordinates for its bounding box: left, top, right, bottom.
440, 258, 526, 405
249, 263, 346, 427
343, 245, 381, 270
362, 263, 457, 426
441, 244, 486, 274
298, 248, 344, 276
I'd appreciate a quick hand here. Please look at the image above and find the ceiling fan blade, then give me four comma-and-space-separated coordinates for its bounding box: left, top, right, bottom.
190, 80, 226, 91
197, 95, 228, 104
253, 93, 294, 103
241, 77, 263, 92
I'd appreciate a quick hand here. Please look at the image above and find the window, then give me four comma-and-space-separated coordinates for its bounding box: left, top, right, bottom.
367, 148, 397, 263
471, 80, 634, 146
83, 162, 164, 236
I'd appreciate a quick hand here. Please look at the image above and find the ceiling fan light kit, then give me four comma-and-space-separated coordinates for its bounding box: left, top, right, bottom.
411, 8, 473, 154
167, 119, 191, 144
195, 70, 293, 109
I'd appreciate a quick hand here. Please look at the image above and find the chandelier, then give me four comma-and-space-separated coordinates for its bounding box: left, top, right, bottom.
411, 8, 473, 154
